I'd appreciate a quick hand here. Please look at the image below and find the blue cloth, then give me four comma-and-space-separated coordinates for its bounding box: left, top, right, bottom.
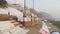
52, 32, 60, 34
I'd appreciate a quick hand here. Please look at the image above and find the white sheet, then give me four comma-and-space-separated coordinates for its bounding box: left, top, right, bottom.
7, 7, 23, 22
24, 17, 31, 21
42, 21, 50, 33
9, 26, 23, 34
0, 21, 29, 34
9, 26, 29, 34
16, 30, 29, 34
0, 21, 14, 31
0, 7, 23, 22
2, 31, 11, 34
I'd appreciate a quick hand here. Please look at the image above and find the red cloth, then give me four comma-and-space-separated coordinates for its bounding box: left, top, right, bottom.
39, 28, 48, 34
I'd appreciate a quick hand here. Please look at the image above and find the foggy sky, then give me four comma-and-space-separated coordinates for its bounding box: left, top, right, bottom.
5, 0, 60, 21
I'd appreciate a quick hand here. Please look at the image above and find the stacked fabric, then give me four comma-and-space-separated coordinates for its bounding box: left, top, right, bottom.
39, 21, 50, 34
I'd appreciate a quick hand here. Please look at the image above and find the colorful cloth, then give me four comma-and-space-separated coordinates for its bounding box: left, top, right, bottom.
39, 21, 50, 34
39, 28, 48, 34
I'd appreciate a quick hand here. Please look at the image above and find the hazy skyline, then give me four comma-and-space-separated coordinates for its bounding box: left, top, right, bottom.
6, 0, 60, 21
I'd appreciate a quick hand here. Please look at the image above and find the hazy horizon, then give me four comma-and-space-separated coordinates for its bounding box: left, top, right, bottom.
3, 0, 60, 21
